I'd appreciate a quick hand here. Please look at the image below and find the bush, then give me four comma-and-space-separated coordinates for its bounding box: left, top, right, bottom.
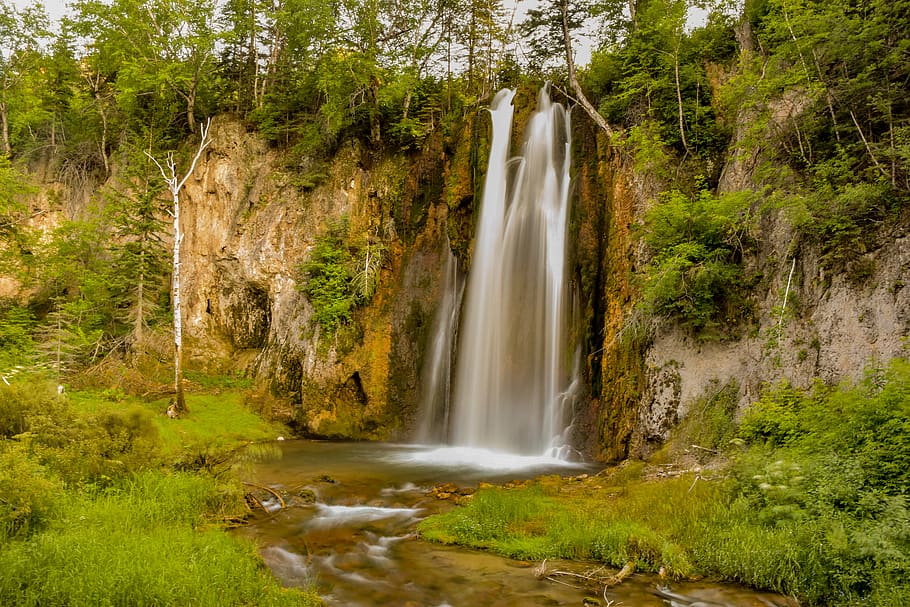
0, 381, 65, 439
639, 188, 755, 337
29, 403, 162, 484
298, 222, 359, 333
0, 442, 61, 540
732, 359, 910, 603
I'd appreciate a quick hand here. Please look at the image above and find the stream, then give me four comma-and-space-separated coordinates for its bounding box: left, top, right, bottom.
235, 440, 798, 607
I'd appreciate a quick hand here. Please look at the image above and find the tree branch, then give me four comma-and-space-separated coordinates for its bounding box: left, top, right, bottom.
177, 118, 213, 191
560, 0, 613, 140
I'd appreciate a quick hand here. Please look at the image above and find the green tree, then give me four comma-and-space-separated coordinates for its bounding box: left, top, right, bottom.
33, 215, 115, 379
0, 0, 50, 156
72, 0, 220, 139
103, 145, 169, 346
0, 156, 33, 277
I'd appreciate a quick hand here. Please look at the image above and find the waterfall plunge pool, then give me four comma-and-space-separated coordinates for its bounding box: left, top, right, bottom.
234, 440, 797, 607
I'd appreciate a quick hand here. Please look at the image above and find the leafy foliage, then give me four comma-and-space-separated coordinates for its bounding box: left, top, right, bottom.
732, 359, 910, 603
298, 220, 387, 335
639, 187, 755, 337
299, 224, 358, 333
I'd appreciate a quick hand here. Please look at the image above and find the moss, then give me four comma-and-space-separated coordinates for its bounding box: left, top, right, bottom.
592, 144, 649, 462
444, 112, 482, 268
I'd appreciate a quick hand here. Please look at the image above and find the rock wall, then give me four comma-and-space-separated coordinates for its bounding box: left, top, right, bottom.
176, 117, 452, 439
588, 113, 910, 462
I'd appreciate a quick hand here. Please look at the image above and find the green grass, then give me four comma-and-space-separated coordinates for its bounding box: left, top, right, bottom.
0, 471, 319, 607
148, 391, 287, 458
65, 388, 288, 463
419, 472, 702, 577
0, 379, 320, 606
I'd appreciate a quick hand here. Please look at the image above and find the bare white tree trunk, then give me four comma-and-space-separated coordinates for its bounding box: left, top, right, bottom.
148, 118, 212, 416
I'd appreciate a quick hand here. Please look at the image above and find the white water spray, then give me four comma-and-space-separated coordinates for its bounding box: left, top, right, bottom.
447, 87, 574, 455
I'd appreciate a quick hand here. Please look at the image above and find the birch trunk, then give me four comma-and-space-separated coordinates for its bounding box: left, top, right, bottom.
148, 119, 211, 416
172, 187, 186, 412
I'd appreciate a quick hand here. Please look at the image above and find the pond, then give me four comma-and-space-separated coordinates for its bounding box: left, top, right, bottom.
234, 440, 797, 607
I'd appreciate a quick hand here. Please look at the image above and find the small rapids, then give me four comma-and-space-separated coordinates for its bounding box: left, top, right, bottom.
307, 505, 422, 529
235, 440, 798, 607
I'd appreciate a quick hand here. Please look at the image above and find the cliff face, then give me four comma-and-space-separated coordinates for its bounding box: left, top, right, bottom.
586, 114, 910, 462
170, 99, 910, 459
174, 117, 453, 439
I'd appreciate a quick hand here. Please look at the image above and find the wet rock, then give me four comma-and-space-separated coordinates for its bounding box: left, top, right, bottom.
429, 483, 476, 500
297, 488, 317, 503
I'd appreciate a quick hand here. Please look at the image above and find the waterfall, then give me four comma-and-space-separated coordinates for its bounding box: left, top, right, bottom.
414, 241, 464, 443
447, 87, 574, 455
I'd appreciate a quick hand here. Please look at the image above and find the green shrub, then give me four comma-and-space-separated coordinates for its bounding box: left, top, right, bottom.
0, 381, 63, 439
0, 441, 61, 540
298, 220, 387, 336
639, 188, 755, 337
298, 222, 358, 333
732, 359, 910, 603
737, 380, 808, 446
29, 403, 162, 484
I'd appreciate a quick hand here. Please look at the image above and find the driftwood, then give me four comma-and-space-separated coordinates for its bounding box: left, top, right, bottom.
535, 559, 636, 603
242, 481, 286, 510
245, 492, 268, 514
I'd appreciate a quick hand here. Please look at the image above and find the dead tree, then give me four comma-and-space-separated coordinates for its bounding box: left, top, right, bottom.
147, 119, 212, 416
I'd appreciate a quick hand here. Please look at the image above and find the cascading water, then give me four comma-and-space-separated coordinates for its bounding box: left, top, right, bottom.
414, 241, 464, 444
446, 86, 575, 455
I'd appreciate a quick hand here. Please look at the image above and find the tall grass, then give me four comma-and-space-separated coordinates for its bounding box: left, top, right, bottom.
0, 471, 319, 606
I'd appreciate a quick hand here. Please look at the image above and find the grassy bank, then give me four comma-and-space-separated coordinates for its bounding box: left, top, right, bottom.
0, 379, 320, 606
420, 359, 910, 607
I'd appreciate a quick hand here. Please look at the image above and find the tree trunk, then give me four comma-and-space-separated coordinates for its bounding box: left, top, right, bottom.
187, 86, 196, 134
0, 100, 10, 156
674, 40, 689, 155
98, 99, 110, 176
560, 0, 614, 140
147, 119, 211, 417
135, 249, 145, 344
172, 189, 186, 413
